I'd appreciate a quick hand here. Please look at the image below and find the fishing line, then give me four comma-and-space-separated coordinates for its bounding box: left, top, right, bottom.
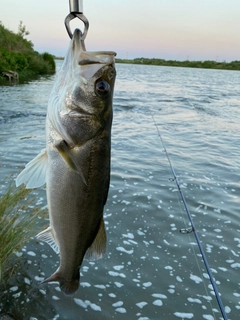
150, 112, 228, 320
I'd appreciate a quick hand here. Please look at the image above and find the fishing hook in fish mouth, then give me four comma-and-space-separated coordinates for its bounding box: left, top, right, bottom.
65, 12, 89, 40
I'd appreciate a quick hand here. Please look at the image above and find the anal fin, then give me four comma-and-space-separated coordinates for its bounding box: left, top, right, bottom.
36, 226, 59, 254
85, 219, 106, 261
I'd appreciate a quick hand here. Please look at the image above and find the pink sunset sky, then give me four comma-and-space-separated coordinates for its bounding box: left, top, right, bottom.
1, 0, 240, 61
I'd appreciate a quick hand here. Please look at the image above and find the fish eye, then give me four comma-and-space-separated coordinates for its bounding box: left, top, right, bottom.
95, 80, 110, 96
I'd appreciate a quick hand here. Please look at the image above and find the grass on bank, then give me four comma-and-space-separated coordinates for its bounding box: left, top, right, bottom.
0, 182, 45, 282
0, 21, 55, 79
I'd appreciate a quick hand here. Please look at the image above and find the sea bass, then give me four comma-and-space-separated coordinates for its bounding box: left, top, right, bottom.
16, 29, 116, 295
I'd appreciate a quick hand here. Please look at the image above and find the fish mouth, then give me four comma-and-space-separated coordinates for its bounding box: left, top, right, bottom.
72, 29, 116, 64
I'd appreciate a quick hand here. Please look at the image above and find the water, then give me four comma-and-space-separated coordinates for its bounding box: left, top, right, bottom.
0, 61, 240, 319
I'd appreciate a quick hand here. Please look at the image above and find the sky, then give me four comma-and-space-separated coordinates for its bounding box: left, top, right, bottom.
1, 0, 240, 61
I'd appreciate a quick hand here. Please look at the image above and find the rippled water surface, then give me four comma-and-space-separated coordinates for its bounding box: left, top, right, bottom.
0, 61, 240, 319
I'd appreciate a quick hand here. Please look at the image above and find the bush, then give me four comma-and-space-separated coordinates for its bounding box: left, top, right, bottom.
0, 182, 46, 281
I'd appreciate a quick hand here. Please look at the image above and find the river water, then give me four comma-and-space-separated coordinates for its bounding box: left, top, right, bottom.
0, 61, 240, 320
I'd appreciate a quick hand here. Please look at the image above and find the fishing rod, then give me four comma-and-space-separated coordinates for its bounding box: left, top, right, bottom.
151, 114, 228, 320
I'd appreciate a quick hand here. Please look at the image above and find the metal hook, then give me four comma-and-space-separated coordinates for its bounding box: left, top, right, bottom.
65, 12, 89, 40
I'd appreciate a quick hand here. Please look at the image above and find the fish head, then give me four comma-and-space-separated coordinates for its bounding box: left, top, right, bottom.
70, 29, 116, 119
49, 29, 116, 145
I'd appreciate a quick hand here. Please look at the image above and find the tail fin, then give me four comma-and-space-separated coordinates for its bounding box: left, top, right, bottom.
42, 270, 80, 295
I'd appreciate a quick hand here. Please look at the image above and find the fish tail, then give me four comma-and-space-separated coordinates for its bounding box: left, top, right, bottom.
59, 278, 79, 296
42, 269, 80, 295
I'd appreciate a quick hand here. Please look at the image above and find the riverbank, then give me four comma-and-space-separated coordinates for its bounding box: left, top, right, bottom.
0, 22, 55, 83
116, 57, 240, 71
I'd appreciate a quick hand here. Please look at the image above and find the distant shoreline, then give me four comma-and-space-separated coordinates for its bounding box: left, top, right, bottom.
54, 56, 240, 71
115, 58, 240, 71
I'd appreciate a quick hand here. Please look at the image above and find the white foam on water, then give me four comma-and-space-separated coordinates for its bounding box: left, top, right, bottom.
190, 274, 202, 284
109, 293, 116, 298
137, 230, 145, 236
199, 295, 212, 301
24, 277, 31, 285
128, 239, 138, 245
176, 276, 183, 282
187, 298, 202, 304
74, 299, 101, 311
231, 250, 239, 257
164, 239, 170, 245
115, 308, 127, 313
116, 246, 134, 254
108, 271, 126, 278
152, 293, 167, 299
87, 301, 102, 311
219, 246, 228, 250
203, 315, 214, 320
94, 284, 106, 289
12, 292, 21, 298
226, 259, 235, 263
39, 289, 46, 295
121, 200, 131, 205
74, 298, 87, 308
165, 266, 173, 270
27, 251, 36, 256
52, 296, 60, 300
9, 286, 18, 292
143, 282, 152, 288
152, 299, 163, 306
112, 301, 123, 307
82, 266, 89, 272
174, 312, 194, 319
233, 292, 240, 297
114, 282, 124, 288
113, 265, 124, 271
231, 262, 240, 268
34, 276, 45, 281
136, 301, 148, 309
168, 288, 175, 294
15, 251, 22, 257
225, 306, 231, 313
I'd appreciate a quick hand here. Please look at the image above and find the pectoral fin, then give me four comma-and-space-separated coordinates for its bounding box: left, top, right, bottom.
36, 226, 59, 254
15, 148, 47, 189
85, 219, 106, 261
55, 140, 87, 185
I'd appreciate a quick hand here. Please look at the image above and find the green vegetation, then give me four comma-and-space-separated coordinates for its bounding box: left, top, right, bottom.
0, 181, 46, 282
116, 57, 240, 71
0, 21, 55, 81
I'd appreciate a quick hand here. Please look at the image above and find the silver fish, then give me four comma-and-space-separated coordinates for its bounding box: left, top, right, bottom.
16, 29, 116, 295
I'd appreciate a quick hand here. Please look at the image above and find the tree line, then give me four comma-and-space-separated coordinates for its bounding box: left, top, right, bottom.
116, 57, 240, 71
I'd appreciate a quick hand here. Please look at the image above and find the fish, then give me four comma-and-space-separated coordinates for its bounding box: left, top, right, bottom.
16, 28, 116, 295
